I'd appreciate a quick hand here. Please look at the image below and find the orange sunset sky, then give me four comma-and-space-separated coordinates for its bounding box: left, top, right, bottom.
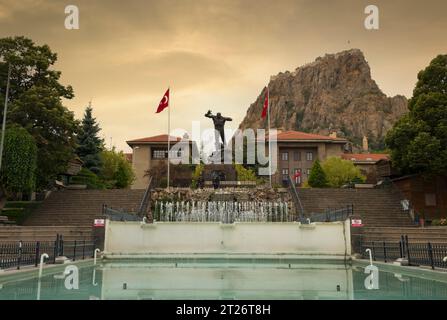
1, 0, 446, 151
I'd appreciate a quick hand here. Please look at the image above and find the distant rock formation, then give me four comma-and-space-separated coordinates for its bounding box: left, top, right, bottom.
238, 49, 408, 150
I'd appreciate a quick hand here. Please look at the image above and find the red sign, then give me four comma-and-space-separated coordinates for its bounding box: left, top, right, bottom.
351, 219, 364, 227
94, 219, 105, 227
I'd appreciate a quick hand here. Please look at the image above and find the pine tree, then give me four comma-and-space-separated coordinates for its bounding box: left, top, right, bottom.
308, 159, 328, 188
77, 103, 103, 174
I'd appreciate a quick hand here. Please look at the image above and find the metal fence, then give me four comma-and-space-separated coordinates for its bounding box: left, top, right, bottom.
356, 235, 447, 270
0, 234, 96, 270
309, 205, 354, 223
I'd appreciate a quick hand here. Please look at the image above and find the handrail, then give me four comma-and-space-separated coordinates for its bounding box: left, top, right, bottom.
138, 176, 153, 217
286, 175, 305, 222
389, 179, 417, 225
309, 205, 354, 223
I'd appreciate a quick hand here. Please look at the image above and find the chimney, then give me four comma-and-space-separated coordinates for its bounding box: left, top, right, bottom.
362, 135, 369, 152
329, 132, 337, 138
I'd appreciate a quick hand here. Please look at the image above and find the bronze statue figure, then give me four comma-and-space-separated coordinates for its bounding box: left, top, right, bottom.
205, 110, 232, 146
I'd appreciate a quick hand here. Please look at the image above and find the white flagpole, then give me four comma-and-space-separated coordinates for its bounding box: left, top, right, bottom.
0, 63, 11, 172
167, 87, 171, 189
267, 85, 272, 189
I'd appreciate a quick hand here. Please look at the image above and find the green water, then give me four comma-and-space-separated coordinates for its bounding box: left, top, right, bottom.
1, 261, 447, 300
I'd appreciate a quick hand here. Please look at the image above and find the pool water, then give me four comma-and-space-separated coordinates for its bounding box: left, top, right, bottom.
1, 260, 447, 300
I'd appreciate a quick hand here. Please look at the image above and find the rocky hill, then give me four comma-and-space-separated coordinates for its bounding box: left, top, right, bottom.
238, 49, 408, 150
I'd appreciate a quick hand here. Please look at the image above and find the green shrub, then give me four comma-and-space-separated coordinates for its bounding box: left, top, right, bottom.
308, 160, 328, 188
431, 218, 447, 226
321, 157, 365, 188
1, 201, 42, 225
71, 168, 106, 189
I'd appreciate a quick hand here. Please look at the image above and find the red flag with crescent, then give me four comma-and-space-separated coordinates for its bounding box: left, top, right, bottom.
293, 171, 301, 179
156, 88, 170, 113
261, 87, 269, 119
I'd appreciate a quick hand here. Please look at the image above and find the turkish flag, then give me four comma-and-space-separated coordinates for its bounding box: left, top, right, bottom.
261, 87, 269, 119
156, 88, 169, 113
293, 171, 301, 179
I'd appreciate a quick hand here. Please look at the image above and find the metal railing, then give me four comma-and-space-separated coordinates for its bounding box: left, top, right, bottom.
355, 234, 447, 270
0, 234, 96, 271
138, 176, 153, 217
102, 205, 141, 222
389, 180, 418, 225
309, 205, 354, 223
286, 175, 305, 222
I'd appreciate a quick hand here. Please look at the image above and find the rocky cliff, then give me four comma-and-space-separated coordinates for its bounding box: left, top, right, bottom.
238, 49, 408, 150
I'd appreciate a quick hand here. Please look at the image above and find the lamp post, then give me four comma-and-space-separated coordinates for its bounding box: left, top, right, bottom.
0, 62, 11, 171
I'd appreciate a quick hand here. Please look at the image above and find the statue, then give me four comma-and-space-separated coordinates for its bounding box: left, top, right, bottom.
205, 110, 232, 147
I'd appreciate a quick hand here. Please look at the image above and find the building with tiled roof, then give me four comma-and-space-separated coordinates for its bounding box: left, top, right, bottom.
126, 134, 197, 189
268, 130, 348, 186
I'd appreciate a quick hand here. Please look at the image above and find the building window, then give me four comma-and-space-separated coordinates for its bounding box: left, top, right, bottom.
306, 152, 313, 161
282, 168, 289, 179
307, 169, 311, 175
294, 168, 301, 185
169, 150, 182, 158
152, 149, 167, 159
293, 151, 300, 161
281, 152, 289, 161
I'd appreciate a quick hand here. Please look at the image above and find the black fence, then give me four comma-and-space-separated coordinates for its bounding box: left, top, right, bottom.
102, 205, 141, 222
309, 205, 354, 223
0, 234, 97, 271
356, 235, 447, 270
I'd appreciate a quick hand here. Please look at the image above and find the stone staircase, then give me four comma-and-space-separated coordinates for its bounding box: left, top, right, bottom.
295, 188, 447, 245
296, 188, 415, 228
0, 226, 93, 242
355, 227, 447, 244
0, 189, 147, 242
23, 189, 146, 226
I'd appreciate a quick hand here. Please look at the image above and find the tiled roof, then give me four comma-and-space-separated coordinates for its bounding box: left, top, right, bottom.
269, 130, 347, 142
342, 153, 389, 162
126, 134, 181, 145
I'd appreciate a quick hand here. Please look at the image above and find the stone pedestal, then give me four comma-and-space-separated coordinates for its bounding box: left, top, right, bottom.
202, 164, 237, 182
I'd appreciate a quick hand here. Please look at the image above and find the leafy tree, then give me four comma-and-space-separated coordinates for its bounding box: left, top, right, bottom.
1, 37, 78, 189
385, 55, 447, 175
235, 164, 258, 182
0, 37, 73, 103
0, 126, 37, 194
77, 105, 103, 174
70, 168, 106, 190
321, 157, 365, 187
115, 161, 134, 188
191, 163, 204, 188
99, 148, 134, 189
308, 159, 328, 188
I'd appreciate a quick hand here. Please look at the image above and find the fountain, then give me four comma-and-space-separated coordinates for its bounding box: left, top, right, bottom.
153, 200, 292, 223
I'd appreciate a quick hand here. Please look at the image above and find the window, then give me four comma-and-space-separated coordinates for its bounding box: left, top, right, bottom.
281, 168, 289, 179
307, 169, 311, 175
281, 152, 289, 161
293, 151, 301, 161
152, 149, 167, 159
169, 150, 182, 158
294, 168, 301, 185
306, 152, 313, 161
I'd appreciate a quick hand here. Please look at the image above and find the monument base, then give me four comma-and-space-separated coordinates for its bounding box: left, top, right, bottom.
202, 164, 237, 182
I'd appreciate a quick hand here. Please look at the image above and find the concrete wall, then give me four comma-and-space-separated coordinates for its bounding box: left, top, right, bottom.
131, 145, 151, 189
104, 220, 351, 257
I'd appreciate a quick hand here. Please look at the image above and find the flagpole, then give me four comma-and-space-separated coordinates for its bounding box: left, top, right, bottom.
167, 86, 171, 190
267, 85, 272, 189
0, 63, 11, 172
